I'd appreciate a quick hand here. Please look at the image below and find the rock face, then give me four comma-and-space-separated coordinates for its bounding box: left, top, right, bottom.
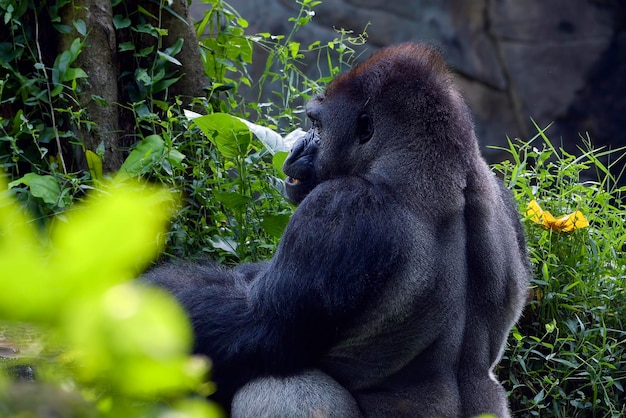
191, 0, 625, 163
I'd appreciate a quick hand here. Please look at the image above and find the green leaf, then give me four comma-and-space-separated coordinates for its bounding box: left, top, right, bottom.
0, 175, 210, 405
63, 67, 88, 82
53, 23, 73, 34
135, 68, 152, 86
236, 117, 289, 154
137, 5, 158, 20
113, 14, 131, 29
8, 173, 61, 205
135, 45, 154, 58
213, 191, 250, 211
226, 37, 252, 63
86, 149, 103, 181
272, 152, 288, 179
69, 38, 82, 60
167, 148, 186, 168
50, 84, 63, 97
49, 182, 177, 298
157, 50, 182, 66
209, 235, 238, 256
118, 41, 135, 52
193, 114, 252, 159
163, 38, 184, 58
133, 22, 159, 38
169, 399, 221, 417
66, 284, 203, 396
289, 42, 300, 58
261, 214, 290, 238
116, 134, 165, 180
73, 19, 87, 36
152, 74, 182, 94
53, 50, 72, 84
549, 357, 579, 369
0, 42, 21, 63
308, 40, 321, 50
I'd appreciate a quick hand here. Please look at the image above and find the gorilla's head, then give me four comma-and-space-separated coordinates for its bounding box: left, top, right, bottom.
283, 43, 478, 205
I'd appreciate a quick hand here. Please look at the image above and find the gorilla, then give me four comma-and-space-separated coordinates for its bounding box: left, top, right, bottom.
142, 42, 531, 418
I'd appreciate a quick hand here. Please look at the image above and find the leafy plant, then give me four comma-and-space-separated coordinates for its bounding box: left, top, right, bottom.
493, 122, 626, 418
183, 111, 293, 261
246, 0, 367, 129
125, 0, 368, 262
1, 0, 368, 261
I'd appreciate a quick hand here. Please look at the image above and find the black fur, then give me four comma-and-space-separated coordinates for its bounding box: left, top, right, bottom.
142, 42, 530, 418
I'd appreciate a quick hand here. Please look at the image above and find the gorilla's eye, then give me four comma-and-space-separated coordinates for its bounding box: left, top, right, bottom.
306, 99, 323, 128
357, 113, 373, 144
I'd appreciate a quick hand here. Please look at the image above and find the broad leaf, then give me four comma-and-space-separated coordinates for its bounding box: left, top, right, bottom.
209, 235, 238, 256
213, 191, 250, 211
193, 113, 251, 159
236, 117, 290, 154
261, 214, 291, 238
8, 172, 61, 205
117, 134, 165, 180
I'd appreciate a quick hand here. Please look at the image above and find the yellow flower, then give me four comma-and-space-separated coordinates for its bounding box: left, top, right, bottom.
526, 200, 589, 232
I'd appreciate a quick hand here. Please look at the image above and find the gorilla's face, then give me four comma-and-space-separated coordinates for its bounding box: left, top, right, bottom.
283, 90, 374, 205
282, 41, 476, 206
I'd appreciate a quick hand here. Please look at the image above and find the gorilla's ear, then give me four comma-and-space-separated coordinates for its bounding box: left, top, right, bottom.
357, 113, 373, 144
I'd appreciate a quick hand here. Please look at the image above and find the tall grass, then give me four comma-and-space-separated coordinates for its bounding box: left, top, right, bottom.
493, 122, 626, 417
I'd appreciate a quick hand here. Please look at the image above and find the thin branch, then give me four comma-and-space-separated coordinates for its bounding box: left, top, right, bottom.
34, 8, 68, 175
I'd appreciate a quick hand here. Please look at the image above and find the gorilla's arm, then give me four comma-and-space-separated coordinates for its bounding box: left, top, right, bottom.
457, 175, 530, 418
163, 177, 405, 403
497, 180, 530, 269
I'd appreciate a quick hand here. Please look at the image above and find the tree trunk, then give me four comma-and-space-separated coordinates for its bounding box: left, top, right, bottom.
58, 0, 207, 173
61, 1, 122, 173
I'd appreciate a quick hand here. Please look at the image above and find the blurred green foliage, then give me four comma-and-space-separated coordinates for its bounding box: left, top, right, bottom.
0, 179, 219, 417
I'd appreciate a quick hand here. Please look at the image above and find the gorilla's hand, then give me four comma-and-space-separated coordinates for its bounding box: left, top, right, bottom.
283, 129, 319, 204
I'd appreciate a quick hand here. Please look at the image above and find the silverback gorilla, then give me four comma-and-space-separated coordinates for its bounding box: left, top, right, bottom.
142, 42, 531, 417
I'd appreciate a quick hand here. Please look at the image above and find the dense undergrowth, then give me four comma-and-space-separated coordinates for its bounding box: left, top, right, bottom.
0, 0, 624, 416
493, 125, 626, 417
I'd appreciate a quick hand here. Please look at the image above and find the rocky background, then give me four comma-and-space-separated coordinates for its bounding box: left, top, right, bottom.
191, 0, 626, 164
